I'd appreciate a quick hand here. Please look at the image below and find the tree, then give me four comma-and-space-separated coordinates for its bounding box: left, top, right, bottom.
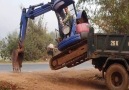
77, 0, 129, 33
24, 17, 54, 61
0, 31, 18, 60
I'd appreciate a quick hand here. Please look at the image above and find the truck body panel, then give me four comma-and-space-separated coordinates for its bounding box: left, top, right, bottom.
92, 34, 129, 58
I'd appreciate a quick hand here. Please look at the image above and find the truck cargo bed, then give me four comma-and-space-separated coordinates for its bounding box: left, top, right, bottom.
92, 34, 129, 58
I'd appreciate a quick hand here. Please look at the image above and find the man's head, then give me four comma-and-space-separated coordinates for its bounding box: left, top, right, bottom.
64, 7, 68, 13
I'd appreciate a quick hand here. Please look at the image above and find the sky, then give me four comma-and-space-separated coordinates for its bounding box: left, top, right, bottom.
0, 0, 78, 39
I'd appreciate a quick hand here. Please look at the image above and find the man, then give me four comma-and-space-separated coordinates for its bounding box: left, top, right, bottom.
60, 7, 71, 25
61, 7, 72, 37
56, 7, 71, 42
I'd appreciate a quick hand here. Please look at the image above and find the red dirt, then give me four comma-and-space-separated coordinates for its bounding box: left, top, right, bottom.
0, 68, 107, 90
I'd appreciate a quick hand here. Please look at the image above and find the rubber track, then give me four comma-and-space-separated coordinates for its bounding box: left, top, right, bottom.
66, 53, 88, 68
49, 39, 88, 70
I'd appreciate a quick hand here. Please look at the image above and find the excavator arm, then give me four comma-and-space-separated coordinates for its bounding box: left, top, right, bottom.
19, 2, 53, 43
12, 1, 54, 72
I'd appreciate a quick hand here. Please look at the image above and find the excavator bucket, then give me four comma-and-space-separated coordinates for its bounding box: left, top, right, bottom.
11, 43, 24, 72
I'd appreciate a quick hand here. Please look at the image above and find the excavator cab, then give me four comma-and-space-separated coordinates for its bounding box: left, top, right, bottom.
53, 0, 81, 51
53, 0, 76, 38
53, 0, 90, 51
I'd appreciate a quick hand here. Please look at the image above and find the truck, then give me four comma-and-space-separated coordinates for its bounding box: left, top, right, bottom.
12, 0, 129, 90
91, 34, 129, 90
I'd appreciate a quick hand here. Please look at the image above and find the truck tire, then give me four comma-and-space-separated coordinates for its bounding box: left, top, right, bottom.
105, 64, 128, 90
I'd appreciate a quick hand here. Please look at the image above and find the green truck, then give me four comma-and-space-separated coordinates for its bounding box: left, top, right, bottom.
90, 31, 129, 90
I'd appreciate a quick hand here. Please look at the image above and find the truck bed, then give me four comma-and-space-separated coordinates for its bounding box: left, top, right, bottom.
93, 34, 129, 58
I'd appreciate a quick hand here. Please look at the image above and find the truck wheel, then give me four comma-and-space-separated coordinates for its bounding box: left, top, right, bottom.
105, 64, 128, 90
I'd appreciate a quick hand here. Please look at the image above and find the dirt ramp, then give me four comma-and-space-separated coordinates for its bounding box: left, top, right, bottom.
0, 69, 106, 90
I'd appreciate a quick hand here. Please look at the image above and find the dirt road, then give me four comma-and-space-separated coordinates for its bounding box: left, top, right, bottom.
0, 68, 106, 90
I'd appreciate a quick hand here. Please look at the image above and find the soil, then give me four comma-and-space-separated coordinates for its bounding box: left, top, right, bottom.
0, 68, 107, 90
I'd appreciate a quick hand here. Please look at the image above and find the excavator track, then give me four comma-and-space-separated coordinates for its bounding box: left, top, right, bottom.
49, 39, 89, 70
66, 53, 88, 68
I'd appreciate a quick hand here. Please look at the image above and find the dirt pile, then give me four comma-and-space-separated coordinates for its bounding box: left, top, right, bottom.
0, 69, 106, 90
0, 81, 18, 90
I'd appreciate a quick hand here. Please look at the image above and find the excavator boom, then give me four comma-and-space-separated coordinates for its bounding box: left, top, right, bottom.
19, 2, 53, 43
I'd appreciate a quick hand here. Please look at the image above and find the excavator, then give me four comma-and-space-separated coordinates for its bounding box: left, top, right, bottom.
11, 1, 129, 89
12, 0, 94, 72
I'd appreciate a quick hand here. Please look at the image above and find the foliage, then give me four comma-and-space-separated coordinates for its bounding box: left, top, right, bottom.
0, 16, 54, 61
77, 0, 129, 33
49, 31, 57, 45
0, 31, 18, 60
24, 17, 54, 61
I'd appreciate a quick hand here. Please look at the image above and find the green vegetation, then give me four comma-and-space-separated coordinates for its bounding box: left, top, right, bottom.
0, 31, 18, 60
